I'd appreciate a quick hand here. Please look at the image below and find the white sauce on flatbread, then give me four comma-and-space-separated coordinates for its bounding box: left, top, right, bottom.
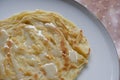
45, 23, 56, 28
43, 63, 57, 79
69, 50, 78, 62
0, 29, 8, 46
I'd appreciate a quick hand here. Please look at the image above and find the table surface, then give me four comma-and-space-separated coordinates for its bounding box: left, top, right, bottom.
76, 0, 120, 59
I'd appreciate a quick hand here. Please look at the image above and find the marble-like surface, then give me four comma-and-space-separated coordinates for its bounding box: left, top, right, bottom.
76, 0, 120, 59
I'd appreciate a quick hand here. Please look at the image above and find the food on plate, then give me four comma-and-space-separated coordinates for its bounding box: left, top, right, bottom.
0, 10, 90, 80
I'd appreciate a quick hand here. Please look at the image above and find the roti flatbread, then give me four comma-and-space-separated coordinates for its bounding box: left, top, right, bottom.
0, 10, 90, 80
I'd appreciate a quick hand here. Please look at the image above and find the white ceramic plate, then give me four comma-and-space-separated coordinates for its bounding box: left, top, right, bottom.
0, 0, 119, 80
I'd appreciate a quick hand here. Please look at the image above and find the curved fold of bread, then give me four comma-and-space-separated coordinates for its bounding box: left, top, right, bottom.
0, 10, 90, 80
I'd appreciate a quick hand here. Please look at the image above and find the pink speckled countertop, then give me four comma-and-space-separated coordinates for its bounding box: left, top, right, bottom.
76, 0, 120, 59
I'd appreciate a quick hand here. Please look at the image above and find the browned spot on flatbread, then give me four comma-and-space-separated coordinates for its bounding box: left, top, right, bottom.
60, 40, 68, 55
40, 68, 46, 76
24, 71, 32, 76
34, 73, 38, 80
6, 40, 13, 48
